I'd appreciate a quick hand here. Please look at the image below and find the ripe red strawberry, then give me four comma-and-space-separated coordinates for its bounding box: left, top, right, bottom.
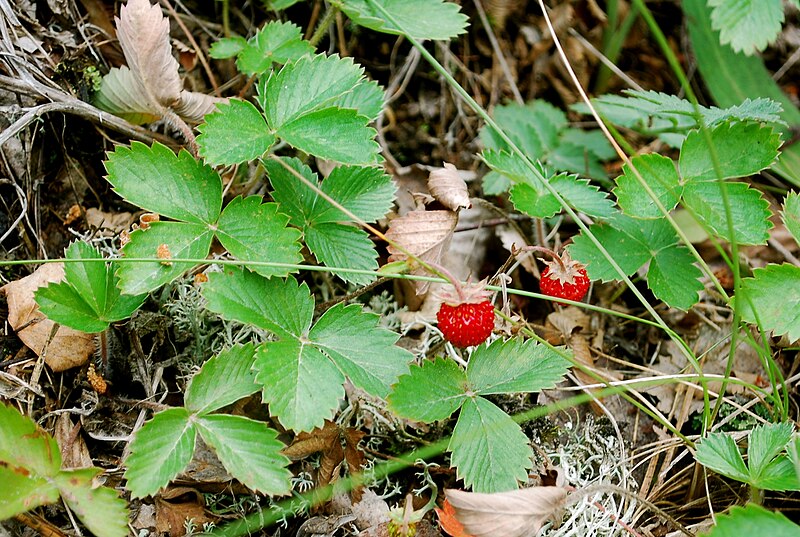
539, 251, 590, 304
436, 285, 494, 348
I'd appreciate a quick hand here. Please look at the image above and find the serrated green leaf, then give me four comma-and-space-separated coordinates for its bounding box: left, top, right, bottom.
757, 456, 800, 491
259, 54, 365, 127
481, 101, 559, 157
104, 142, 222, 224
216, 195, 303, 279
195, 415, 292, 495
735, 264, 800, 341
36, 242, 146, 332
550, 173, 615, 218
266, 157, 320, 225
559, 129, 616, 160
309, 303, 413, 398
482, 170, 511, 195
614, 153, 682, 219
782, 192, 800, 246
124, 407, 196, 498
209, 36, 247, 59
203, 269, 313, 337
481, 149, 542, 189
700, 504, 800, 537
35, 283, 110, 333
185, 344, 260, 414
695, 431, 750, 482
684, 0, 800, 188
235, 21, 314, 76
314, 165, 396, 223
683, 181, 772, 245
388, 358, 467, 422
117, 221, 213, 295
647, 244, 704, 310
340, 0, 468, 40
467, 338, 570, 395
567, 216, 652, 282
277, 107, 380, 165
55, 468, 128, 537
0, 464, 58, 520
254, 338, 345, 431
548, 142, 608, 179
305, 224, 378, 285
333, 79, 385, 121
679, 123, 782, 182
197, 100, 275, 166
0, 403, 61, 477
449, 397, 532, 493
508, 183, 560, 219
709, 0, 784, 55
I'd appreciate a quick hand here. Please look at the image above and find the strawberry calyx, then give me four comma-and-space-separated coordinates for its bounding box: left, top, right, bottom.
540, 250, 585, 286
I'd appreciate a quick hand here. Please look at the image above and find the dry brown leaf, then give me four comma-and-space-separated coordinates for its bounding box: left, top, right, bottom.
436, 499, 474, 537
385, 210, 457, 265
54, 413, 93, 469
116, 0, 182, 111
428, 163, 470, 211
1, 263, 95, 372
155, 487, 214, 537
444, 486, 568, 537
85, 207, 136, 236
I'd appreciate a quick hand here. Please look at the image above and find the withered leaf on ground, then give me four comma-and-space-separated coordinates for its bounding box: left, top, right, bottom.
428, 163, 470, 211
1, 263, 95, 372
444, 486, 568, 537
283, 420, 366, 498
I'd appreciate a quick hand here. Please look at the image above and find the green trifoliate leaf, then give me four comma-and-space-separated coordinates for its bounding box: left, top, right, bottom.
254, 338, 345, 432
266, 157, 319, 224
197, 100, 275, 166
55, 468, 128, 537
679, 122, 782, 182
449, 397, 532, 493
559, 129, 617, 160
682, 181, 772, 244
388, 358, 468, 423
304, 224, 378, 285
259, 54, 365, 127
117, 221, 214, 295
467, 338, 570, 395
36, 242, 146, 333
782, 191, 800, 245
202, 268, 313, 337
339, 0, 468, 40
700, 504, 800, 537
195, 415, 292, 495
333, 79, 385, 121
208, 36, 247, 59
0, 403, 60, 483
0, 464, 58, 520
309, 303, 413, 398
735, 264, 800, 341
695, 431, 750, 483
548, 141, 608, 180
215, 195, 303, 279
569, 215, 703, 309
749, 422, 794, 480
104, 141, 222, 224
184, 344, 260, 415
234, 21, 313, 76
276, 107, 379, 165
614, 153, 682, 218
709, 0, 785, 56
124, 407, 196, 498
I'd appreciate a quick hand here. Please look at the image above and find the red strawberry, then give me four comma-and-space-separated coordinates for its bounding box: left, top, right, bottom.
436, 283, 495, 348
539, 251, 590, 304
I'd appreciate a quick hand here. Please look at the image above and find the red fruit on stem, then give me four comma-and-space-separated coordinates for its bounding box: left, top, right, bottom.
539, 252, 590, 304
437, 300, 495, 348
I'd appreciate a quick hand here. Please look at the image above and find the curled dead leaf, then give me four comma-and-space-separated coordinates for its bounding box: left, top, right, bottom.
428, 163, 470, 211
444, 486, 568, 537
0, 263, 95, 372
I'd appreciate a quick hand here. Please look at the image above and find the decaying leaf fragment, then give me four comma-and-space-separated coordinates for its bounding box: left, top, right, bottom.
94, 0, 225, 124
428, 163, 470, 211
444, 486, 568, 537
0, 263, 95, 372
